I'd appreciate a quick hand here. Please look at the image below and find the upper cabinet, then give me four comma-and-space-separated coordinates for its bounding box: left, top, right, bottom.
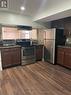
64, 23, 71, 37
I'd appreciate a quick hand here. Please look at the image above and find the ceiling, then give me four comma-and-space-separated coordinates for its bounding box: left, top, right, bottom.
0, 0, 71, 22
0, 0, 44, 16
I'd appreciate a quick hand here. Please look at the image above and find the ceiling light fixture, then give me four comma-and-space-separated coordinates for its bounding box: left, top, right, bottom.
20, 6, 25, 11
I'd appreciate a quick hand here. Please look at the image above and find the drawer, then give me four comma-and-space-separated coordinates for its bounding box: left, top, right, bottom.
2, 47, 20, 52
22, 58, 36, 65
22, 56, 35, 60
57, 48, 65, 52
64, 48, 71, 53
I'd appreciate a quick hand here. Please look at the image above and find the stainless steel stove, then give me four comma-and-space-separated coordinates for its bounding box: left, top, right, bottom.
21, 46, 36, 65
16, 39, 36, 65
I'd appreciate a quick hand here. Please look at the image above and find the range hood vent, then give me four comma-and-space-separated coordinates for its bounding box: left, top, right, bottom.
17, 25, 32, 30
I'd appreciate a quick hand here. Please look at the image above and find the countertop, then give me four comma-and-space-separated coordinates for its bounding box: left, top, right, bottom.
32, 44, 43, 46
0, 45, 21, 49
57, 45, 71, 48
0, 44, 43, 49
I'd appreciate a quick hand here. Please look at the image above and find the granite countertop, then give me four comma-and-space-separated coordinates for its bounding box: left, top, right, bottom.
57, 45, 71, 48
32, 44, 43, 46
0, 45, 21, 49
0, 44, 43, 49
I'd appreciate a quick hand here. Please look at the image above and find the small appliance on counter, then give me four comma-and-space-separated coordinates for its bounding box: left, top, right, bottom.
65, 37, 71, 47
2, 40, 16, 46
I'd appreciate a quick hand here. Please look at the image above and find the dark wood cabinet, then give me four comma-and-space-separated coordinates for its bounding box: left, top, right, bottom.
64, 23, 71, 37
57, 47, 71, 69
64, 48, 71, 69
35, 45, 43, 61
1, 47, 21, 69
57, 48, 64, 65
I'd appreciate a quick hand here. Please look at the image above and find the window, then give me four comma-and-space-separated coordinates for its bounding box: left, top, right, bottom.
2, 27, 19, 39
2, 27, 37, 40
20, 30, 31, 39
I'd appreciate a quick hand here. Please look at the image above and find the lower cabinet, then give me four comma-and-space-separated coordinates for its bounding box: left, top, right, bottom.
57, 47, 71, 69
57, 48, 64, 65
1, 47, 21, 69
64, 49, 71, 69
35, 45, 43, 61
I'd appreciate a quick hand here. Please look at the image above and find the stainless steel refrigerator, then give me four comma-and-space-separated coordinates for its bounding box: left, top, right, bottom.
44, 28, 65, 64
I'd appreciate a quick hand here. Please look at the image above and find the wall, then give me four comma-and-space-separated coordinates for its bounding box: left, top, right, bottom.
0, 12, 46, 28
37, 29, 45, 44
30, 29, 37, 40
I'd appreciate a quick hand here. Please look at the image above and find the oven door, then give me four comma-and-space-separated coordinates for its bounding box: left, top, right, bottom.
21, 46, 35, 59
21, 46, 36, 65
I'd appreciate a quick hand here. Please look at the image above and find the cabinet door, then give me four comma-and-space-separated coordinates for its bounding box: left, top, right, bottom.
1, 47, 21, 69
36, 46, 43, 61
64, 53, 71, 69
57, 48, 64, 65
12, 48, 21, 65
2, 49, 12, 68
64, 23, 71, 36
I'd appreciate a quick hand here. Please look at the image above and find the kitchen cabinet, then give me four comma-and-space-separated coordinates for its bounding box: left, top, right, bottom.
64, 23, 71, 37
35, 45, 43, 61
1, 46, 21, 69
64, 29, 71, 37
56, 48, 64, 65
64, 48, 71, 68
57, 46, 71, 69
